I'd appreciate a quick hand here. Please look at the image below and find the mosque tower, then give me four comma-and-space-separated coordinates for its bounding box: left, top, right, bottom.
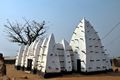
70, 18, 112, 72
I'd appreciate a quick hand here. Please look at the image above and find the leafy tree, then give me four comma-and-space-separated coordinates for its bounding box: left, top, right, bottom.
4, 19, 46, 45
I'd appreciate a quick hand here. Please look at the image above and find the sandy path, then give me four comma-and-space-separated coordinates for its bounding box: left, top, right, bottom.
1, 64, 120, 80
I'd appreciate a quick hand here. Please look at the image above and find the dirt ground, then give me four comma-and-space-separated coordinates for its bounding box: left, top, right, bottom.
1, 64, 120, 80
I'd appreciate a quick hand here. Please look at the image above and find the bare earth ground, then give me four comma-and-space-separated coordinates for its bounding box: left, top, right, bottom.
1, 64, 120, 80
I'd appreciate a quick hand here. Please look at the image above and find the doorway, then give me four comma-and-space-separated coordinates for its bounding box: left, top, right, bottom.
77, 59, 81, 72
27, 59, 32, 71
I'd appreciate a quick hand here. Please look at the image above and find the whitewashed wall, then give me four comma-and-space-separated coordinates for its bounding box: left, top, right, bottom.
15, 44, 25, 67
70, 18, 112, 72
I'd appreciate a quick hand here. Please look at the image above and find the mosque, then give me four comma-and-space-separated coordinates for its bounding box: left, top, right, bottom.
15, 18, 112, 78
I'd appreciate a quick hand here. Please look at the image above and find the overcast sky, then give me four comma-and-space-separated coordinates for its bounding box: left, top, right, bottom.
0, 0, 120, 57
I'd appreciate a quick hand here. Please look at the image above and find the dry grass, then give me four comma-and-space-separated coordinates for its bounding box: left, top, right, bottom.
1, 64, 120, 80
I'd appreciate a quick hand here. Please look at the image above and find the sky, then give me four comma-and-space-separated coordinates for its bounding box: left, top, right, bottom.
0, 0, 120, 57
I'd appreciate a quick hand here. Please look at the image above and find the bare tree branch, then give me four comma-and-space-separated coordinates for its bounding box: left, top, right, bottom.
5, 19, 46, 45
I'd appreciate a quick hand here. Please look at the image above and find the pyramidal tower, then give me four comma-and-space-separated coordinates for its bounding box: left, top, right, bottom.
37, 34, 61, 77
70, 18, 112, 72
15, 44, 25, 70
61, 39, 72, 72
20, 45, 29, 70
24, 39, 38, 71
31, 38, 43, 73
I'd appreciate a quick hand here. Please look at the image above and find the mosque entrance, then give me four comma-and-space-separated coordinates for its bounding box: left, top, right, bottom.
77, 59, 81, 72
27, 59, 32, 71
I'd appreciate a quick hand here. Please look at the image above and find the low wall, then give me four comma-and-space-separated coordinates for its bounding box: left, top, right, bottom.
112, 59, 120, 67
4, 59, 15, 64
4, 56, 16, 64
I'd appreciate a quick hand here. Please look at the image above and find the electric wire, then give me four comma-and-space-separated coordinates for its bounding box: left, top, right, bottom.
102, 21, 120, 48
102, 22, 120, 40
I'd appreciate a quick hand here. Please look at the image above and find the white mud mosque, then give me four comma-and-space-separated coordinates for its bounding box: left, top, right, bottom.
15, 18, 112, 78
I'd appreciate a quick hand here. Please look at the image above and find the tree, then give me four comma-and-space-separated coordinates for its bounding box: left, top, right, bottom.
4, 19, 46, 45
